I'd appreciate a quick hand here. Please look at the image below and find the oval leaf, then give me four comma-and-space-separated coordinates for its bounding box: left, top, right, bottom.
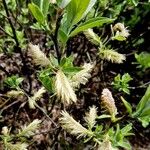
66, 0, 90, 27
121, 96, 132, 115
28, 3, 45, 24
41, 0, 50, 16
70, 17, 114, 37
133, 85, 150, 117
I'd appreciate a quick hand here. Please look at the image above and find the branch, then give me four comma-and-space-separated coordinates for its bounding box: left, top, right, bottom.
2, 0, 32, 94
50, 15, 62, 64
2, 0, 19, 47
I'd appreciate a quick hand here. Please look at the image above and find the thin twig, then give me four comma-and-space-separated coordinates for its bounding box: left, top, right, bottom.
0, 99, 21, 113
129, 81, 150, 89
35, 103, 58, 127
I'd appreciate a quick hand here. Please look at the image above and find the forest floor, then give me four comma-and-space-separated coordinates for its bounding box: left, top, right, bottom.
0, 31, 150, 150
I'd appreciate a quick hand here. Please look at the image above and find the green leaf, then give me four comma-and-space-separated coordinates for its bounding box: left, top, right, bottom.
63, 66, 82, 75
60, 56, 74, 67
32, 0, 50, 15
133, 85, 150, 117
115, 124, 121, 141
118, 141, 132, 150
58, 29, 68, 45
40, 0, 50, 16
112, 73, 132, 95
40, 76, 54, 92
32, 0, 40, 6
67, 0, 90, 27
122, 88, 130, 94
132, 85, 150, 127
97, 114, 111, 120
82, 0, 97, 18
122, 73, 133, 83
112, 35, 126, 41
138, 116, 150, 128
139, 106, 150, 117
109, 124, 133, 150
121, 124, 133, 136
95, 125, 103, 134
130, 0, 139, 6
70, 17, 114, 37
5, 75, 24, 89
121, 97, 132, 115
28, 3, 45, 24
38, 69, 54, 92
49, 54, 59, 67
59, 0, 71, 8
59, 56, 82, 75
135, 52, 150, 69
60, 57, 67, 67
30, 22, 45, 30
59, 0, 97, 42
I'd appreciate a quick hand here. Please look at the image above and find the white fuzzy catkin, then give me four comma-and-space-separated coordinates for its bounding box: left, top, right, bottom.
55, 70, 77, 104
28, 87, 46, 109
1, 126, 9, 135
18, 119, 41, 137
6, 142, 28, 150
28, 43, 50, 67
99, 48, 126, 64
50, 0, 56, 4
98, 140, 116, 150
60, 111, 93, 138
113, 23, 130, 38
84, 106, 97, 129
6, 90, 24, 98
84, 29, 100, 45
32, 87, 46, 101
101, 88, 117, 116
71, 63, 94, 88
